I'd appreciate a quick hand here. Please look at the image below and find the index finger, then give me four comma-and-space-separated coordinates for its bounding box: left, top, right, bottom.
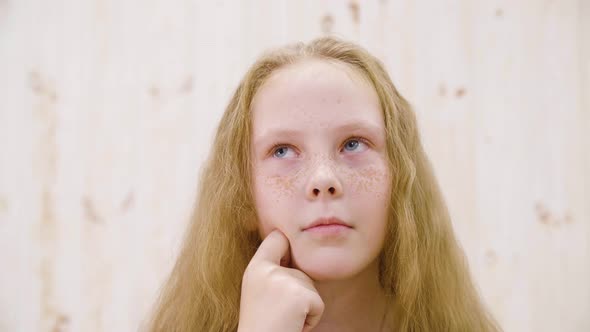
251, 230, 290, 265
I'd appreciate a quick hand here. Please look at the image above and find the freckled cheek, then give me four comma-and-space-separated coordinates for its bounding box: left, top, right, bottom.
341, 166, 391, 237
252, 171, 305, 236
343, 165, 391, 200
255, 168, 302, 199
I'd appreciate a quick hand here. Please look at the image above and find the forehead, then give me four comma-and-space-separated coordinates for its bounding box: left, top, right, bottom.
250, 59, 383, 134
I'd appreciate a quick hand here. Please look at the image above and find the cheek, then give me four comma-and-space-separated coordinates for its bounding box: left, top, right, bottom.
252, 171, 303, 237
343, 163, 391, 237
344, 163, 391, 200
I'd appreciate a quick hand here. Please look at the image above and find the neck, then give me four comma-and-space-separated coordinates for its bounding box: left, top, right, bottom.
310, 259, 393, 332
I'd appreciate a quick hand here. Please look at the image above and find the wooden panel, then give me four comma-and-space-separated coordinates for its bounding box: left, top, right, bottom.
0, 0, 587, 331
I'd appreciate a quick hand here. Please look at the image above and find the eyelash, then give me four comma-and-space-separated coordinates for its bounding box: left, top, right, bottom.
268, 136, 370, 157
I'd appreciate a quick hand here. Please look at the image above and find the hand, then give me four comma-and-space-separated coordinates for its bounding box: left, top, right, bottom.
237, 230, 324, 332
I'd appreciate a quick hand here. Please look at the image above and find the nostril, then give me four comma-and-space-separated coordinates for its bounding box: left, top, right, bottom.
313, 188, 320, 195
328, 187, 335, 194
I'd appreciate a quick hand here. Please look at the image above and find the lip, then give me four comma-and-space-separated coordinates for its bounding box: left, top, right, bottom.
303, 217, 352, 231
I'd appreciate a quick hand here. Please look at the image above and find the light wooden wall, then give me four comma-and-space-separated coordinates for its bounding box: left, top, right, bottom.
0, 1, 588, 331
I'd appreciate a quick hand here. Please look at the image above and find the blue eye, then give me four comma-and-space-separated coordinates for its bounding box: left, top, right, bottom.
272, 146, 294, 158
343, 138, 367, 152
344, 140, 360, 151
270, 138, 367, 159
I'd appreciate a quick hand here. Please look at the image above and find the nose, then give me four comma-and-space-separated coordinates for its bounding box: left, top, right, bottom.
305, 162, 343, 200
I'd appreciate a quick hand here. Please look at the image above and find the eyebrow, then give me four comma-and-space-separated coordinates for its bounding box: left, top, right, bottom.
253, 121, 384, 147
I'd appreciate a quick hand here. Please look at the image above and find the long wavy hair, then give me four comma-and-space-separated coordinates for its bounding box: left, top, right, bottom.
146, 36, 501, 332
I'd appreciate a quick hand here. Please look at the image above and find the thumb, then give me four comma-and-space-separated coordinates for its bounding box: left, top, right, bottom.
251, 230, 290, 265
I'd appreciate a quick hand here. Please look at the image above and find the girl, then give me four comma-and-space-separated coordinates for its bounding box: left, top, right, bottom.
147, 37, 501, 332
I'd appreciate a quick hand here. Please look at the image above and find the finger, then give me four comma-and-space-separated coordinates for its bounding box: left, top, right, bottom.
302, 290, 325, 332
285, 269, 316, 291
251, 230, 290, 265
279, 245, 292, 267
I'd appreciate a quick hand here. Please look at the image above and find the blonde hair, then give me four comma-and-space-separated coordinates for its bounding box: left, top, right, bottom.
146, 37, 501, 332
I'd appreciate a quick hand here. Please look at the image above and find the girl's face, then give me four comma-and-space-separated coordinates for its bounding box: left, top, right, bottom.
250, 59, 391, 281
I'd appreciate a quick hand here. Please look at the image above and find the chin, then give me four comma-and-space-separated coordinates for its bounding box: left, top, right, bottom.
293, 251, 370, 281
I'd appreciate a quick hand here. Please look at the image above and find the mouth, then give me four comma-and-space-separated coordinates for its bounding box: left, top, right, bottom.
303, 217, 352, 231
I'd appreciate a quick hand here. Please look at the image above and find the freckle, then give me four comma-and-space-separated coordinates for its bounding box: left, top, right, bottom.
495, 8, 503, 18
268, 175, 296, 197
